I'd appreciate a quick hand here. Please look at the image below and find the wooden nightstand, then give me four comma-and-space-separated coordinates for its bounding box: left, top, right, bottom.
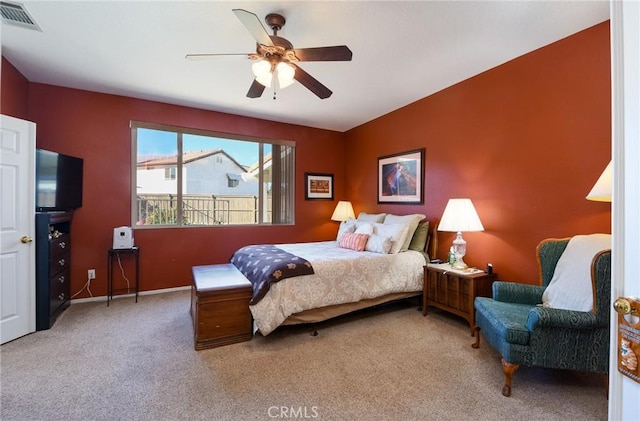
422, 263, 497, 335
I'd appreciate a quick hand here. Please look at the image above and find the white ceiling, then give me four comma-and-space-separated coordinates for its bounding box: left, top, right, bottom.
1, 1, 610, 132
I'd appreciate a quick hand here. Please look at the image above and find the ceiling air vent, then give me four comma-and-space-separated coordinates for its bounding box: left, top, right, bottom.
1, 1, 42, 31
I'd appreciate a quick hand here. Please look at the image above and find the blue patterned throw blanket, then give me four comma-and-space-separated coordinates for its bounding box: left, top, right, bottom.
231, 245, 315, 305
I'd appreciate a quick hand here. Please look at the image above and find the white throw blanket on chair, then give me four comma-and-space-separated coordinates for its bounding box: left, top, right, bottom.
542, 234, 611, 312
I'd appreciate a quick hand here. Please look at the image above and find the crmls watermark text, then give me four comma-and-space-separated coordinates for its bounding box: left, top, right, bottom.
267, 406, 319, 418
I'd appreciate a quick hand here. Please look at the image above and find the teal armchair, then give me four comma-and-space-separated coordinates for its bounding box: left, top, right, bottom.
472, 238, 611, 396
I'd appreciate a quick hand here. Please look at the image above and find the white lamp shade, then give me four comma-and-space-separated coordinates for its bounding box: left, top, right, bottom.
331, 201, 355, 222
252, 60, 272, 87
276, 63, 295, 88
586, 160, 612, 202
437, 198, 484, 232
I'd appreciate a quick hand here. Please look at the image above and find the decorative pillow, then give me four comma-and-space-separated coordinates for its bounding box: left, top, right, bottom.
365, 234, 392, 254
336, 218, 356, 241
384, 214, 426, 252
357, 212, 387, 223
373, 223, 410, 254
408, 220, 430, 252
354, 222, 374, 235
542, 234, 611, 311
338, 232, 369, 251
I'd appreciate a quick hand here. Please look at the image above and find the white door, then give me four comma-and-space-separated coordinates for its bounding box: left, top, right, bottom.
610, 1, 640, 419
0, 115, 36, 344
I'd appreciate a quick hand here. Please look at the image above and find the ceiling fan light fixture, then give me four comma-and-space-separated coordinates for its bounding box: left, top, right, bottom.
276, 63, 295, 88
252, 60, 272, 87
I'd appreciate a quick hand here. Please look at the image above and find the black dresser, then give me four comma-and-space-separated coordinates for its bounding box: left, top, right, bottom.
35, 212, 72, 330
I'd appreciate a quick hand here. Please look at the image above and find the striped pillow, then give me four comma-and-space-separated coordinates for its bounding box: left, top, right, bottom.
338, 232, 369, 251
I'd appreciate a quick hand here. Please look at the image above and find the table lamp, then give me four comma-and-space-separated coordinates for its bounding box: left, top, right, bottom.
438, 198, 484, 270
331, 201, 355, 222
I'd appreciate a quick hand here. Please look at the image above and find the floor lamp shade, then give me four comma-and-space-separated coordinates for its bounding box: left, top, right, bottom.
586, 161, 612, 202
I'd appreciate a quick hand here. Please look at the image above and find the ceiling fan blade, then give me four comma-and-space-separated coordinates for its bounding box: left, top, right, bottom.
247, 79, 266, 98
292, 46, 353, 62
291, 64, 332, 99
185, 53, 249, 61
232, 9, 274, 47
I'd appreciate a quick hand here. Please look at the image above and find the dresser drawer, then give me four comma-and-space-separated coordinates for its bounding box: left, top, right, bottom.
49, 251, 70, 275
50, 267, 70, 295
50, 234, 70, 258
49, 267, 70, 315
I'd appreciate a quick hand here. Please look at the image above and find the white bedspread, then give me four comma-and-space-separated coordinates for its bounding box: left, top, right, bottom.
250, 241, 426, 335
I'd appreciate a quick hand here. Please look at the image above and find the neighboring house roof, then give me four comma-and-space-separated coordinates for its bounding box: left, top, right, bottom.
247, 152, 272, 175
137, 149, 246, 171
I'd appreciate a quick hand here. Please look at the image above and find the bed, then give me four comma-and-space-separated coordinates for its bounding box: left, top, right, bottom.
231, 213, 435, 336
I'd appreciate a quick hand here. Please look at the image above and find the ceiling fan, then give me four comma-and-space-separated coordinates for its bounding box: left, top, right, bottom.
185, 9, 353, 99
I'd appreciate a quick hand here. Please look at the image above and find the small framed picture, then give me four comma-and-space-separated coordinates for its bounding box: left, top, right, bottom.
305, 173, 334, 200
378, 148, 425, 204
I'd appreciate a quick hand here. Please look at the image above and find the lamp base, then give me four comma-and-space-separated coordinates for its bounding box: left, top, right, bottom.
451, 258, 468, 270
451, 231, 468, 270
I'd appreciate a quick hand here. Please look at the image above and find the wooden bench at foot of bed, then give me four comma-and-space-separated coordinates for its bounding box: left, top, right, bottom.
190, 264, 253, 350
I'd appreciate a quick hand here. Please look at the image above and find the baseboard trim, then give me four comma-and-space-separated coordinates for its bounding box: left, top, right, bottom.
70, 286, 191, 304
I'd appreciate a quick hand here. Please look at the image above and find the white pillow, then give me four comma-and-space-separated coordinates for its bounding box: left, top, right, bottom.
542, 234, 611, 311
373, 223, 410, 254
336, 218, 356, 241
357, 212, 386, 223
365, 234, 392, 254
384, 214, 426, 252
354, 222, 374, 235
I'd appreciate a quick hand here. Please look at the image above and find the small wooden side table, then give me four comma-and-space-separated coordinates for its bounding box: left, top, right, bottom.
423, 263, 497, 335
107, 247, 140, 305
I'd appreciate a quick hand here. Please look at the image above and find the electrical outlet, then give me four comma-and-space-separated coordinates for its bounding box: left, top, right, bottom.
88, 269, 96, 280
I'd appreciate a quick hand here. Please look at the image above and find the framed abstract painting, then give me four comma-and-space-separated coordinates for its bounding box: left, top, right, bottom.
377, 148, 424, 204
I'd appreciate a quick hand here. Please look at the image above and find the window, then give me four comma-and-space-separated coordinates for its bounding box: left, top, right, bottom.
227, 173, 240, 188
131, 121, 295, 227
164, 167, 176, 180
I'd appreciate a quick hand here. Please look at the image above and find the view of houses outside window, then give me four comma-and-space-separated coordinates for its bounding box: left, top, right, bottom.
131, 123, 295, 227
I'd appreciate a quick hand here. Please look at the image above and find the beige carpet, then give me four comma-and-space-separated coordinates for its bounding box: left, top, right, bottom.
0, 290, 607, 420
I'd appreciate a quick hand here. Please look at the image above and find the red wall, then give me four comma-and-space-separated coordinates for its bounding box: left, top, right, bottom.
344, 22, 612, 284
21, 84, 344, 296
1, 57, 29, 119
2, 21, 611, 296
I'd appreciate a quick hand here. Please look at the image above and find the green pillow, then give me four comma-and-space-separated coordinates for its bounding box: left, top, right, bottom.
408, 221, 429, 252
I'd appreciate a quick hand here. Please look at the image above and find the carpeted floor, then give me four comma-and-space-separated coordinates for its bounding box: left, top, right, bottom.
0, 290, 607, 420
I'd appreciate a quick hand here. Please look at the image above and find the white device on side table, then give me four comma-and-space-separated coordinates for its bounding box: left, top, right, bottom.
113, 226, 134, 249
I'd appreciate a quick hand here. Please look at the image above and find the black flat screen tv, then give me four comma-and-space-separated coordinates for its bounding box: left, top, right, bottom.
35, 149, 84, 212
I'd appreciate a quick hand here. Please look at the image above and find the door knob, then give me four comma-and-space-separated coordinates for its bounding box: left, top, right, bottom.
614, 298, 633, 315
20, 236, 33, 244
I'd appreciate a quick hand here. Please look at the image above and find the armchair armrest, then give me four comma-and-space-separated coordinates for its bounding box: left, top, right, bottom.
526, 307, 604, 331
493, 281, 545, 305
